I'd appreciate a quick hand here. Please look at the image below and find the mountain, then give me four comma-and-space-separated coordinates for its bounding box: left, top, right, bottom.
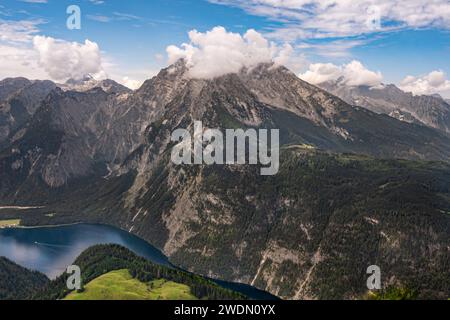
0, 78, 56, 145
2, 62, 450, 200
58, 75, 131, 94
0, 77, 32, 101
0, 257, 49, 300
319, 79, 450, 133
0, 78, 136, 195
0, 61, 449, 299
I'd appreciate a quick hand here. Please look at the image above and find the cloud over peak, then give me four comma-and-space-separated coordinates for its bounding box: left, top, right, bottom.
299, 60, 383, 87
33, 36, 105, 81
399, 70, 450, 98
167, 26, 304, 79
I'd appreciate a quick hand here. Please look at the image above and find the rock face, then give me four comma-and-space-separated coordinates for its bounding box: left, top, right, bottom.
319, 79, 450, 133
0, 61, 449, 299
0, 78, 56, 144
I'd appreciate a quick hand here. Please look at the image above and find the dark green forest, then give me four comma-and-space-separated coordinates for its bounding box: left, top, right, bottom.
34, 244, 246, 300
0, 257, 49, 300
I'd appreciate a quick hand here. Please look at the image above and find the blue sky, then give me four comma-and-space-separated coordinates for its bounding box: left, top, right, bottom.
1, 0, 449, 96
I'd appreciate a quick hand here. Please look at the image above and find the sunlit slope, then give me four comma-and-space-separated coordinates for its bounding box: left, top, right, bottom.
64, 269, 197, 300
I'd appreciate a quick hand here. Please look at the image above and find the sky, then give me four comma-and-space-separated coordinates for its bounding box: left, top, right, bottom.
0, 0, 449, 97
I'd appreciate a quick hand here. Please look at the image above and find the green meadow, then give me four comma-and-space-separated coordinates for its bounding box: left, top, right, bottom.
64, 269, 197, 300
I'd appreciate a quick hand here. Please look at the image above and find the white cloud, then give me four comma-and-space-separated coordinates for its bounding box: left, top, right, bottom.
299, 62, 343, 85
112, 12, 141, 21
299, 60, 383, 87
297, 39, 370, 58
0, 19, 42, 43
86, 15, 111, 23
0, 19, 105, 82
120, 77, 142, 90
166, 26, 305, 79
0, 19, 46, 80
209, 0, 450, 40
0, 43, 46, 80
20, 0, 48, 3
399, 70, 450, 98
0, 18, 158, 89
33, 36, 105, 81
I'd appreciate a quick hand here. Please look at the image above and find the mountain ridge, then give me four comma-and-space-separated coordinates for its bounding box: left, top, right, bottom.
319, 79, 450, 133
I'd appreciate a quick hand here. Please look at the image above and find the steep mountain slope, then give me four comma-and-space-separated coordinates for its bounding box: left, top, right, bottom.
0, 257, 49, 300
0, 79, 138, 199
0, 78, 56, 144
319, 80, 450, 133
2, 61, 450, 202
0, 77, 31, 101
114, 62, 450, 171
0, 88, 114, 198
15, 147, 450, 299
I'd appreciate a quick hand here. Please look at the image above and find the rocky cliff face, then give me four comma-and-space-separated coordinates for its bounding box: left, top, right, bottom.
319, 80, 450, 133
0, 78, 56, 144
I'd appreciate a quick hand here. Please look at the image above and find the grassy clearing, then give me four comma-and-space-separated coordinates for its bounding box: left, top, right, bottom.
64, 269, 197, 300
0, 219, 21, 227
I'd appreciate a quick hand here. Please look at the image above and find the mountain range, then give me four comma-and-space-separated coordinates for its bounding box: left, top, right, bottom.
0, 60, 449, 299
319, 78, 450, 133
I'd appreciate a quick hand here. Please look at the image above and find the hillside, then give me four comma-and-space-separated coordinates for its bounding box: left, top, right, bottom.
64, 269, 197, 300
35, 244, 246, 300
0, 257, 49, 300
10, 148, 449, 300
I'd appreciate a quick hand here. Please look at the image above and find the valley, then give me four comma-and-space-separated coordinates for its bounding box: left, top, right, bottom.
0, 224, 276, 300
0, 61, 449, 300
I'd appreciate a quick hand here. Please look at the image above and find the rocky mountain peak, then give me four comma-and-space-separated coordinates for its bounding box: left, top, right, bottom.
58, 75, 131, 95
318, 79, 450, 133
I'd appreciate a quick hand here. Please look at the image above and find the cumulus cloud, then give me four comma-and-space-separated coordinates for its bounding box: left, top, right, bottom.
299, 60, 383, 87
33, 36, 105, 81
0, 44, 46, 80
166, 26, 305, 79
121, 77, 142, 90
299, 63, 343, 85
0, 18, 152, 89
399, 70, 450, 98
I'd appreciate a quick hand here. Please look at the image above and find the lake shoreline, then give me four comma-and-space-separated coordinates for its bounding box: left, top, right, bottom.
0, 222, 279, 300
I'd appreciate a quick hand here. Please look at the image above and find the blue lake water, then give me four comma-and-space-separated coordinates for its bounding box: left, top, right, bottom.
0, 223, 277, 300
